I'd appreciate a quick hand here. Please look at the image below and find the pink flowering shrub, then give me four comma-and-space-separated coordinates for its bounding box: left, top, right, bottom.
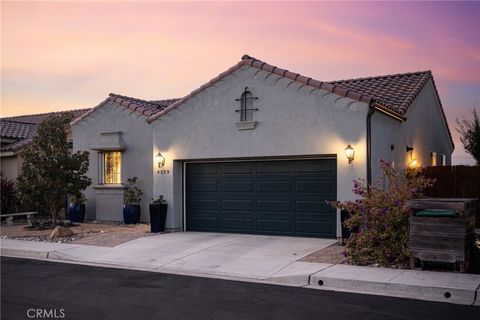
331, 161, 434, 267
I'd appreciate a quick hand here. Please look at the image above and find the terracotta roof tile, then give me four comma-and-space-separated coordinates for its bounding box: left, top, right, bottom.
328, 71, 432, 115
0, 120, 36, 139
284, 71, 299, 81
143, 54, 451, 146
71, 94, 180, 126
1, 109, 89, 153
296, 75, 311, 85
3, 108, 90, 124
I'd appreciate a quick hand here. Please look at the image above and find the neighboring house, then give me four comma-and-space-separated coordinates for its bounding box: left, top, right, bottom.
71, 54, 453, 239
0, 109, 90, 179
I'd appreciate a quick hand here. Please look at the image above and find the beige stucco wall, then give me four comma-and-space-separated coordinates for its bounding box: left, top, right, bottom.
0, 154, 23, 180
152, 65, 370, 233
72, 102, 154, 222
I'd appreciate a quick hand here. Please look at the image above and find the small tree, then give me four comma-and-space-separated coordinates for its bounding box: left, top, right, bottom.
330, 161, 433, 267
456, 108, 480, 165
17, 113, 91, 225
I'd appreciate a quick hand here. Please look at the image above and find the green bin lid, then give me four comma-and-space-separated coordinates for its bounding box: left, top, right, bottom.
416, 209, 458, 217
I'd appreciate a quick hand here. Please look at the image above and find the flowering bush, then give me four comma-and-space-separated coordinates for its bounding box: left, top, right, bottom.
330, 161, 434, 267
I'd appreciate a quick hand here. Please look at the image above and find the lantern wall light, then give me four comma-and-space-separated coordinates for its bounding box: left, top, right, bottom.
344, 144, 355, 164
156, 152, 165, 173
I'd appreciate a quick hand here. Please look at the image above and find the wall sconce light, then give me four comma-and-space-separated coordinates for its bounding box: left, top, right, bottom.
408, 158, 418, 169
156, 152, 165, 173
344, 144, 355, 164
406, 146, 417, 169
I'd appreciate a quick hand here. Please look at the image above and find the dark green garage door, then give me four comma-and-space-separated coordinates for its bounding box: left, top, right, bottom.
186, 159, 337, 238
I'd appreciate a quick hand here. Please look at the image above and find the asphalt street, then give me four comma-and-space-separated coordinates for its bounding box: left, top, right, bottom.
1, 257, 477, 320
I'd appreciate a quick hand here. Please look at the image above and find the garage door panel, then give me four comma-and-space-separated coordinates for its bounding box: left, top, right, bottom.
221, 218, 255, 231
221, 181, 254, 192
257, 220, 293, 233
189, 181, 218, 192
186, 159, 336, 238
222, 163, 253, 174
188, 199, 219, 210
257, 162, 291, 174
257, 181, 291, 193
296, 181, 334, 194
256, 200, 292, 212
187, 217, 219, 230
188, 163, 218, 175
296, 201, 334, 213
221, 199, 253, 211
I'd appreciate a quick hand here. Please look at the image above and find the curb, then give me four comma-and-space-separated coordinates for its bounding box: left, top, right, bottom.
308, 275, 476, 305
1, 247, 49, 259
309, 266, 480, 306
2, 246, 479, 306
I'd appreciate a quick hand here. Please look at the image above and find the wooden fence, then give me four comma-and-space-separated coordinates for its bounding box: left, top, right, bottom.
422, 166, 480, 227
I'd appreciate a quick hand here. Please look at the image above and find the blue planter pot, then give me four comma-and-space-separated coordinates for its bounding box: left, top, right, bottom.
68, 204, 86, 222
123, 204, 141, 224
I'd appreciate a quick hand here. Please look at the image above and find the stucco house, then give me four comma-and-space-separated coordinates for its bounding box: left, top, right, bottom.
0, 109, 90, 180
71, 55, 453, 239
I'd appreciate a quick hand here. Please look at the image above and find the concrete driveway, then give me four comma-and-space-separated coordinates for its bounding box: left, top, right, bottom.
43, 232, 336, 279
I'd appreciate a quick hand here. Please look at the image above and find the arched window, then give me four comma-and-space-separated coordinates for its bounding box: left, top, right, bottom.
240, 90, 254, 122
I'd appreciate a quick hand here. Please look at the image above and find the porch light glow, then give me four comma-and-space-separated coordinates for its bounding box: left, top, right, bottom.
408, 158, 418, 169
156, 152, 165, 170
344, 144, 355, 164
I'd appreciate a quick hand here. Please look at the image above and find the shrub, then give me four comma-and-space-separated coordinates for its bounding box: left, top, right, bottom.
330, 161, 434, 267
124, 177, 143, 205
1, 177, 20, 214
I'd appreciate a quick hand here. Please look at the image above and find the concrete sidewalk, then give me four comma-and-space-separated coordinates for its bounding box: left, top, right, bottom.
1, 234, 479, 306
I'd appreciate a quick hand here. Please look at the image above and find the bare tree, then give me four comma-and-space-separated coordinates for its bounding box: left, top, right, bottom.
456, 107, 480, 166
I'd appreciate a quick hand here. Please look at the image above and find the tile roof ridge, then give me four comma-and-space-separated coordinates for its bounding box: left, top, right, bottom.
148, 54, 374, 123
242, 55, 375, 104
328, 70, 432, 84
109, 93, 162, 106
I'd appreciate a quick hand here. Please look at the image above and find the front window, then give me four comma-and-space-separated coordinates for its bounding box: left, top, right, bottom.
431, 152, 437, 166
441, 154, 447, 166
102, 152, 121, 184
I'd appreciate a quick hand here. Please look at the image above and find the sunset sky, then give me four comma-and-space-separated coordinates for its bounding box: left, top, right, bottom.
1, 1, 479, 164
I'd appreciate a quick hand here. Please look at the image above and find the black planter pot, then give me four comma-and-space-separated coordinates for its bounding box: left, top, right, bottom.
68, 204, 86, 222
123, 204, 141, 224
149, 204, 167, 233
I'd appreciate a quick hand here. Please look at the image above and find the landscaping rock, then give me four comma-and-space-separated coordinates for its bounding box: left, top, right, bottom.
50, 226, 73, 239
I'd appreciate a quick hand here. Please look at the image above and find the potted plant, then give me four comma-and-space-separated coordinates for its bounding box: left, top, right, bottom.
68, 193, 86, 222
123, 177, 143, 224
149, 195, 168, 233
